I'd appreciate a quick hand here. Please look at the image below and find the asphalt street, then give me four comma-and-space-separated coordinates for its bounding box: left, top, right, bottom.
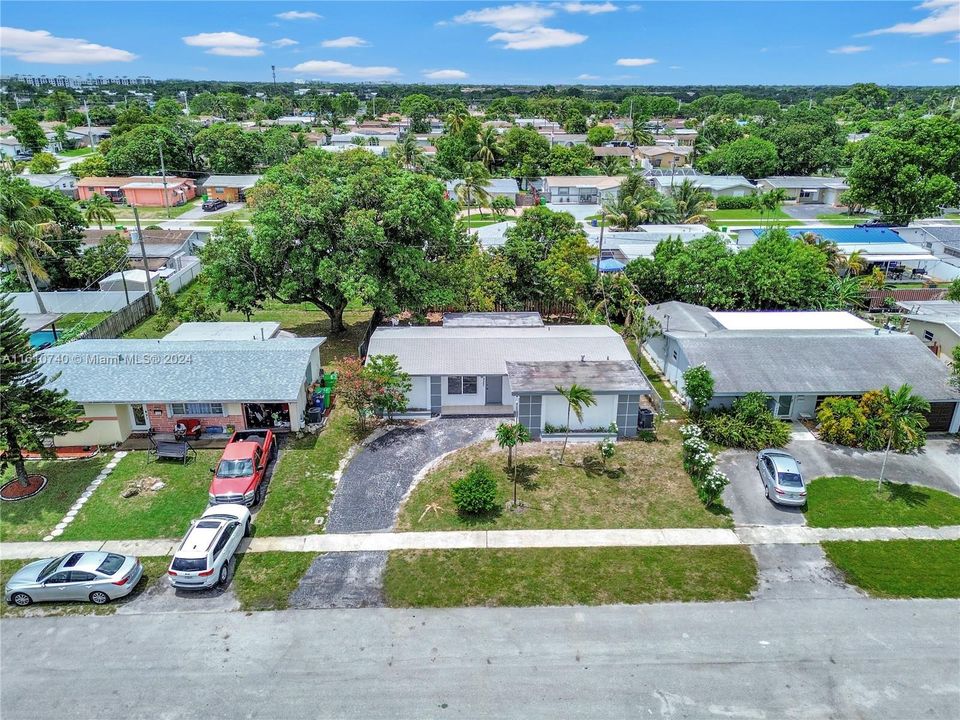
1, 599, 957, 719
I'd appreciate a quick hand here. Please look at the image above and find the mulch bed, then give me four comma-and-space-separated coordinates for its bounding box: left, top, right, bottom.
0, 474, 49, 502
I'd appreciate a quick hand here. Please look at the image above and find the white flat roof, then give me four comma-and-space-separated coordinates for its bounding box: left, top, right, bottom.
162, 322, 283, 342
709, 311, 873, 332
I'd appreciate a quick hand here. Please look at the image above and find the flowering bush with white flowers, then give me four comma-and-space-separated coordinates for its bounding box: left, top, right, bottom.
680, 424, 729, 508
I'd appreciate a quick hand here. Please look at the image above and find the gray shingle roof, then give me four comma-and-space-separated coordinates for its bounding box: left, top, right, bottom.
201, 175, 263, 189
39, 338, 324, 403
506, 360, 651, 395
367, 325, 633, 376
443, 312, 543, 328
646, 301, 723, 336
675, 332, 958, 401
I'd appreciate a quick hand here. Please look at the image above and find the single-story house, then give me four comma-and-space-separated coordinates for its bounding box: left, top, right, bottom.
78, 176, 197, 207
445, 178, 519, 202
896, 300, 960, 361
747, 228, 938, 270
540, 132, 588, 147
593, 146, 635, 160
652, 173, 756, 197
515, 118, 561, 132
365, 312, 650, 438
602, 225, 718, 262
39, 334, 326, 445
66, 126, 111, 147
541, 175, 627, 204
635, 145, 692, 169
201, 175, 262, 203
97, 256, 200, 293
21, 173, 78, 199
644, 301, 960, 432
0, 135, 27, 158
756, 176, 849, 205
163, 321, 283, 342
77, 177, 128, 203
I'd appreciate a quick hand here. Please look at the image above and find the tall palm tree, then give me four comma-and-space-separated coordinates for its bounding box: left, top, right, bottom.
391, 132, 424, 171
671, 179, 713, 224
0, 181, 59, 314
83, 193, 116, 230
842, 250, 866, 277
456, 162, 491, 223
595, 155, 629, 176
827, 275, 863, 310
625, 121, 654, 146
602, 195, 638, 230
475, 126, 500, 171
636, 194, 679, 225
446, 106, 468, 134
555, 383, 597, 464
876, 384, 930, 489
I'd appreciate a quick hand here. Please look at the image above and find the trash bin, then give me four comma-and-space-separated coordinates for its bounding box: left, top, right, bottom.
321, 386, 332, 408
307, 406, 324, 424
638, 408, 655, 430
312, 392, 324, 408
591, 219, 598, 227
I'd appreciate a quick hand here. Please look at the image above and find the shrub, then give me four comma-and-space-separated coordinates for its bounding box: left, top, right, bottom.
714, 195, 755, 210
451, 463, 500, 515
682, 364, 714, 416
817, 396, 865, 447
700, 392, 791, 450
817, 390, 927, 453
680, 424, 729, 508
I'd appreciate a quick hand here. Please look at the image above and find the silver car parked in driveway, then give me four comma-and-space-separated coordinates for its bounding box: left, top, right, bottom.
4, 551, 143, 607
756, 449, 807, 506
168, 504, 251, 590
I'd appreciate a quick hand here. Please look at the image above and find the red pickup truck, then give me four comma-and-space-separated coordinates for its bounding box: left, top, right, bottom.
209, 430, 277, 507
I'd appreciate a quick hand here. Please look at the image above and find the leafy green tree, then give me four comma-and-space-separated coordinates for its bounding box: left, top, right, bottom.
70, 153, 109, 179
195, 123, 262, 173
113, 102, 152, 135
539, 233, 597, 305
365, 354, 412, 421
45, 90, 75, 122
152, 97, 184, 121
491, 195, 515, 216
555, 384, 597, 464
697, 136, 778, 179
106, 124, 195, 176
736, 228, 831, 309
0, 296, 88, 487
27, 153, 59, 174
682, 364, 714, 416
587, 125, 615, 147
261, 127, 305, 166
336, 356, 378, 428
499, 126, 550, 178
400, 93, 436, 133
546, 145, 593, 175
200, 217, 263, 320
563, 109, 587, 133
10, 110, 48, 154
762, 105, 845, 175
946, 278, 960, 302
333, 92, 360, 118
595, 155, 629, 176
390, 132, 425, 172
83, 193, 116, 230
53, 124, 68, 149
495, 421, 531, 506
65, 231, 127, 286
876, 384, 930, 488
671, 179, 713, 224
699, 117, 744, 150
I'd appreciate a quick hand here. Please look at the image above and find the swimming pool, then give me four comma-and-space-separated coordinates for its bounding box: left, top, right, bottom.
29, 330, 57, 348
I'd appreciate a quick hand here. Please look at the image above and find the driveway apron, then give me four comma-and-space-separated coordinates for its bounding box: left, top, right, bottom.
290, 418, 498, 608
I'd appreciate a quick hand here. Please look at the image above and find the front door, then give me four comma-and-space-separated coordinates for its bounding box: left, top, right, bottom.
129, 404, 150, 431
485, 376, 503, 405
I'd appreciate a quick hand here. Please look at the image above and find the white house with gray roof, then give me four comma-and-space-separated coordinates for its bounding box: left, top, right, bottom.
644, 301, 960, 432
756, 176, 848, 205
365, 313, 650, 438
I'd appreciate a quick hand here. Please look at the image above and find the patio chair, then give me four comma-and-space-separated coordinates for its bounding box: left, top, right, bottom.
149, 438, 196, 465
173, 418, 203, 441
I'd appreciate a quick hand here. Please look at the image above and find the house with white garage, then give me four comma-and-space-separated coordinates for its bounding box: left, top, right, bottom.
643, 301, 960, 433
364, 312, 651, 438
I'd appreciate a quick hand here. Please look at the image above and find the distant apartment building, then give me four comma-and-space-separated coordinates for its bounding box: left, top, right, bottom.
10, 74, 156, 88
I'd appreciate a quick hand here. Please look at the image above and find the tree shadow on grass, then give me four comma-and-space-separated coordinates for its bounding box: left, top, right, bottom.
510, 461, 541, 491
882, 481, 930, 508
454, 505, 503, 527
581, 455, 625, 480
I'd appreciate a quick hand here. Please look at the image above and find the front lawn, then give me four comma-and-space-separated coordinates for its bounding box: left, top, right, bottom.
231, 552, 316, 610
110, 198, 200, 220
60, 147, 94, 157
816, 213, 867, 225
805, 476, 960, 528
706, 208, 790, 221
397, 424, 728, 532
822, 540, 960, 598
0, 457, 109, 542
384, 546, 757, 607
60, 450, 219, 540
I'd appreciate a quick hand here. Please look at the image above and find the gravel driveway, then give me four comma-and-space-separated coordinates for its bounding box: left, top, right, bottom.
290, 418, 498, 608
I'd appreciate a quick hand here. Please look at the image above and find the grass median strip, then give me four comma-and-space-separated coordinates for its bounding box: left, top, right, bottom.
231, 552, 316, 611
384, 546, 757, 607
805, 476, 960, 528
822, 540, 960, 598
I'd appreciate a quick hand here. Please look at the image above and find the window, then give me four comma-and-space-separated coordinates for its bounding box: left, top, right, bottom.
447, 376, 478, 395
214, 187, 224, 193
923, 330, 935, 342
212, 529, 231, 557
69, 572, 96, 583
45, 572, 70, 585
170, 402, 223, 416
97, 554, 126, 575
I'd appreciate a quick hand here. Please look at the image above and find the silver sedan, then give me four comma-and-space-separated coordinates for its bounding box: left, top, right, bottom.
4, 551, 143, 607
756, 449, 808, 506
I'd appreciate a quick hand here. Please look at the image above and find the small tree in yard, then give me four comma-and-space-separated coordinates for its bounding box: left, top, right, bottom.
682, 364, 714, 417
555, 384, 597, 464
598, 437, 616, 467
491, 195, 515, 216
0, 295, 88, 487
336, 356, 378, 429
451, 463, 500, 515
365, 354, 411, 421
876, 384, 930, 490
495, 421, 531, 507
951, 347, 960, 391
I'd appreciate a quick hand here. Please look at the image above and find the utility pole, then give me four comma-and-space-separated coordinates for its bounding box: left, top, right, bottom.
595, 207, 606, 275
83, 99, 94, 148
132, 206, 154, 303
157, 141, 170, 219
13, 93, 21, 110
271, 65, 277, 89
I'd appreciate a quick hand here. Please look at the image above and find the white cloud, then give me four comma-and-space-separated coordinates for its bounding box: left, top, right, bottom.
932, 55, 953, 62
864, 0, 960, 36
276, 10, 322, 21
424, 69, 468, 79
490, 26, 587, 49
576, 73, 600, 80
616, 57, 657, 66
321, 36, 370, 48
453, 4, 555, 30
0, 26, 136, 63
272, 38, 299, 48
828, 45, 871, 54
669, 65, 682, 70
286, 60, 399, 78
183, 31, 264, 56
560, 2, 618, 14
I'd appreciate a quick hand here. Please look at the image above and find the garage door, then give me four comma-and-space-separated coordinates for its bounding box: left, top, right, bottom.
925, 402, 957, 432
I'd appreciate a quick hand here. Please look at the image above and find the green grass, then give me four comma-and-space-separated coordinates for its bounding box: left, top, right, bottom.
822, 540, 960, 598
706, 208, 790, 221
0, 457, 109, 542
59, 147, 94, 157
637, 352, 685, 420
397, 424, 727, 533
110, 197, 200, 221
0, 556, 169, 618
256, 409, 368, 536
457, 215, 515, 228
805, 476, 960, 528
59, 450, 220, 541
231, 552, 316, 610
53, 312, 112, 343
384, 546, 757, 607
816, 213, 867, 225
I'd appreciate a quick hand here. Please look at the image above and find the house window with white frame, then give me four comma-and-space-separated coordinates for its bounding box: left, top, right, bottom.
447, 376, 478, 395
170, 402, 224, 416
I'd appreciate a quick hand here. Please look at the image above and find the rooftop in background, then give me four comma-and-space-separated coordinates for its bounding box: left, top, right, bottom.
200, 175, 262, 189
543, 175, 627, 190
506, 360, 650, 395
895, 300, 960, 317
442, 312, 543, 328
759, 176, 848, 189
709, 310, 872, 332
18, 312, 63, 333
162, 322, 283, 342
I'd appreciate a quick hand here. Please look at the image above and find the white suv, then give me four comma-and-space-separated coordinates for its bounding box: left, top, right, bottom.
168, 505, 251, 589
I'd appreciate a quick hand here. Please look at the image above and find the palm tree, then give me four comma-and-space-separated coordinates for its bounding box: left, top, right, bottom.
83, 193, 116, 230
475, 126, 500, 171
456, 162, 491, 223
798, 232, 845, 274
495, 421, 531, 507
842, 250, 866, 277
391, 132, 424, 171
625, 121, 654, 146
446, 106, 468, 134
671, 179, 713, 224
827, 276, 863, 310
1, 181, 59, 314
636, 194, 679, 225
876, 384, 930, 489
602, 195, 638, 230
555, 384, 597, 464
595, 155, 629, 176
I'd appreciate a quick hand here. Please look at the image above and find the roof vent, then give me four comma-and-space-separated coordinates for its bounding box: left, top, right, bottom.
874, 328, 880, 335
580, 355, 585, 363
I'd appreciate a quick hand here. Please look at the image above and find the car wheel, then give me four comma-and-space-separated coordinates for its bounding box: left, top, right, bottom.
244, 518, 252, 537
218, 561, 230, 586
89, 591, 110, 605
764, 484, 770, 499
10, 592, 32, 607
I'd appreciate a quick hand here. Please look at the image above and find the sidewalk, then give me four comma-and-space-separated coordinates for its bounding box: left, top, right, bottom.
2, 525, 957, 560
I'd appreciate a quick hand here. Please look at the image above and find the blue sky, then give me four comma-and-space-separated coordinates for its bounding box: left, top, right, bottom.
1, 1, 958, 85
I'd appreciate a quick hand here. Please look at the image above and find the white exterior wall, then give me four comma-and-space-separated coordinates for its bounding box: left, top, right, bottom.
441, 375, 486, 406
541, 393, 618, 431
53, 403, 126, 447
407, 376, 431, 410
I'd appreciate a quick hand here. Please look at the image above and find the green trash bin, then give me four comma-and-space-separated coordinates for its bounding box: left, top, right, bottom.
322, 386, 332, 408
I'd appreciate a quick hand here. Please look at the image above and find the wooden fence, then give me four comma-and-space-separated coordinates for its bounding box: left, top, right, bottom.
75, 293, 156, 341
865, 287, 947, 311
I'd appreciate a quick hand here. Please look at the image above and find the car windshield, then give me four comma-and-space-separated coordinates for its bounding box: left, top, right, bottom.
216, 459, 253, 478
171, 557, 207, 572
38, 556, 65, 580
97, 554, 126, 575
778, 472, 804, 488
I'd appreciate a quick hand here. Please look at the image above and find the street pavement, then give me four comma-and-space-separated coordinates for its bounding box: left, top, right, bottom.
1, 598, 957, 719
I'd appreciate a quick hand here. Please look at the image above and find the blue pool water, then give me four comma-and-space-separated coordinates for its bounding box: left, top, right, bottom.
29, 330, 57, 348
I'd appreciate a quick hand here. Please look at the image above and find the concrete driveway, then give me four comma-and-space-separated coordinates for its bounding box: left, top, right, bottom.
175, 201, 245, 221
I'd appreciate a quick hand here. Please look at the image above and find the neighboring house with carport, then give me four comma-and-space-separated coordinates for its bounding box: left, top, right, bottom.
364, 312, 650, 438
21, 173, 78, 199
38, 332, 326, 446
755, 176, 849, 205
896, 300, 960, 361
201, 175, 261, 204
78, 176, 196, 207
644, 301, 960, 433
